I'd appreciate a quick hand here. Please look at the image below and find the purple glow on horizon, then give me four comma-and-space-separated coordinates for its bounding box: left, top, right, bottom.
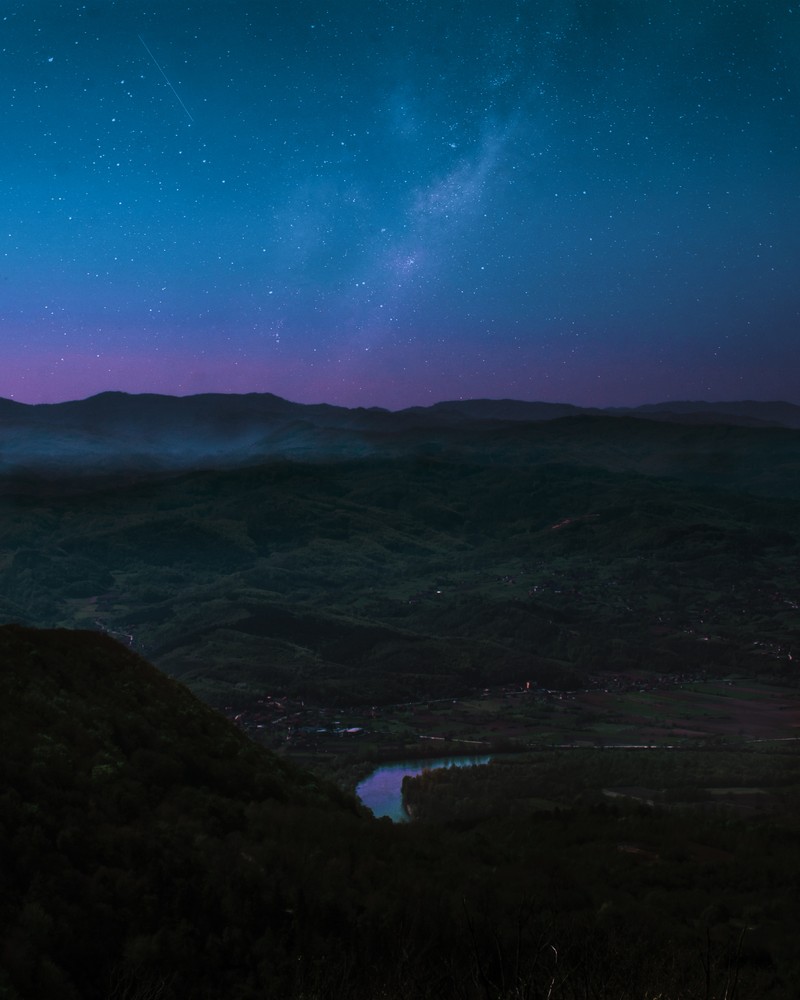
2, 2, 797, 408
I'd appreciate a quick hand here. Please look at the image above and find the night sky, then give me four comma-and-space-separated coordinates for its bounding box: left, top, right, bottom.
2, 1, 798, 408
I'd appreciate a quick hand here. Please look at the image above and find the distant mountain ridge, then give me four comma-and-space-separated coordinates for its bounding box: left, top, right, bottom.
611, 399, 800, 428
0, 391, 798, 475
4, 390, 799, 426
410, 396, 800, 428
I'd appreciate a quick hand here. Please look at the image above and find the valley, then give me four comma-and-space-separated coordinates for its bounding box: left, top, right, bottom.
228, 672, 799, 767
1, 395, 799, 998
2, 398, 797, 786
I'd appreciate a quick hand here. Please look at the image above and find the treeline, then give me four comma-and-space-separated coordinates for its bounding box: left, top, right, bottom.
402, 747, 800, 821
401, 749, 800, 994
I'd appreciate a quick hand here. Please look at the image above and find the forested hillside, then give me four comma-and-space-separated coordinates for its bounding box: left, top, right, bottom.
1, 436, 797, 709
2, 625, 799, 999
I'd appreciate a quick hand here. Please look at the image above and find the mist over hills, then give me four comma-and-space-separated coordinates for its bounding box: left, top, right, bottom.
1, 393, 799, 504
0, 392, 800, 472
0, 392, 797, 708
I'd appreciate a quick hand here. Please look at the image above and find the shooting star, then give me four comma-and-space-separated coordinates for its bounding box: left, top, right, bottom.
138, 34, 194, 124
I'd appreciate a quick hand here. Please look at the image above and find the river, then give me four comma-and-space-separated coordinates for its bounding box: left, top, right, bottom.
356, 754, 492, 822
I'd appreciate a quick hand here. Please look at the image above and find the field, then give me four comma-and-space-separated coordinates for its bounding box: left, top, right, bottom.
231, 672, 799, 790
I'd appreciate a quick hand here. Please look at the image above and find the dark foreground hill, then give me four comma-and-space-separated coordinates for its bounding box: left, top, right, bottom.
2, 625, 800, 999
0, 625, 362, 998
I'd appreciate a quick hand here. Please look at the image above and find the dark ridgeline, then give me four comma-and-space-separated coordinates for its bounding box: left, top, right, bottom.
0, 391, 799, 478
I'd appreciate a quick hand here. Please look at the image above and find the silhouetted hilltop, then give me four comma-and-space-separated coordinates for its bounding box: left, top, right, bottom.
616, 399, 800, 429
401, 398, 592, 423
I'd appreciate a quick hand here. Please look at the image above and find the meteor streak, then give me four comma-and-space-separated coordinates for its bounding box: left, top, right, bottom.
138, 34, 194, 124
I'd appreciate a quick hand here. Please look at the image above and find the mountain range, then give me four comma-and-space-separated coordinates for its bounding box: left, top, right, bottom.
2, 392, 799, 474
1, 390, 797, 711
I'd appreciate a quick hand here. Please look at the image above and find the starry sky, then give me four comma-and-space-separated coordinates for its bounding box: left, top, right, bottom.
2, 0, 798, 408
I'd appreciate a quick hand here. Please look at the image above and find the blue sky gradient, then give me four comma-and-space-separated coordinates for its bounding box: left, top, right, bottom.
2, 0, 798, 407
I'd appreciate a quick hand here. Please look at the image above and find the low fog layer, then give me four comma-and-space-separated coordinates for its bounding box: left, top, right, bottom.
1, 392, 799, 476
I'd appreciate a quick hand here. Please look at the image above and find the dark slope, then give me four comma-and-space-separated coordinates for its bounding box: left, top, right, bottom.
0, 626, 454, 999
2, 626, 798, 1000
0, 625, 363, 997
0, 623, 336, 806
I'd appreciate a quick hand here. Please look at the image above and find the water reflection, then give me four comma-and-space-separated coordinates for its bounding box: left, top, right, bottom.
356, 755, 491, 822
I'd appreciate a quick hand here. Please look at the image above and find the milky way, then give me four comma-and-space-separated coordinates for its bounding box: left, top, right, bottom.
1, 1, 798, 407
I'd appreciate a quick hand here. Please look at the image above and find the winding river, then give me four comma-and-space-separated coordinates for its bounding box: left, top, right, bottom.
356, 754, 492, 822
